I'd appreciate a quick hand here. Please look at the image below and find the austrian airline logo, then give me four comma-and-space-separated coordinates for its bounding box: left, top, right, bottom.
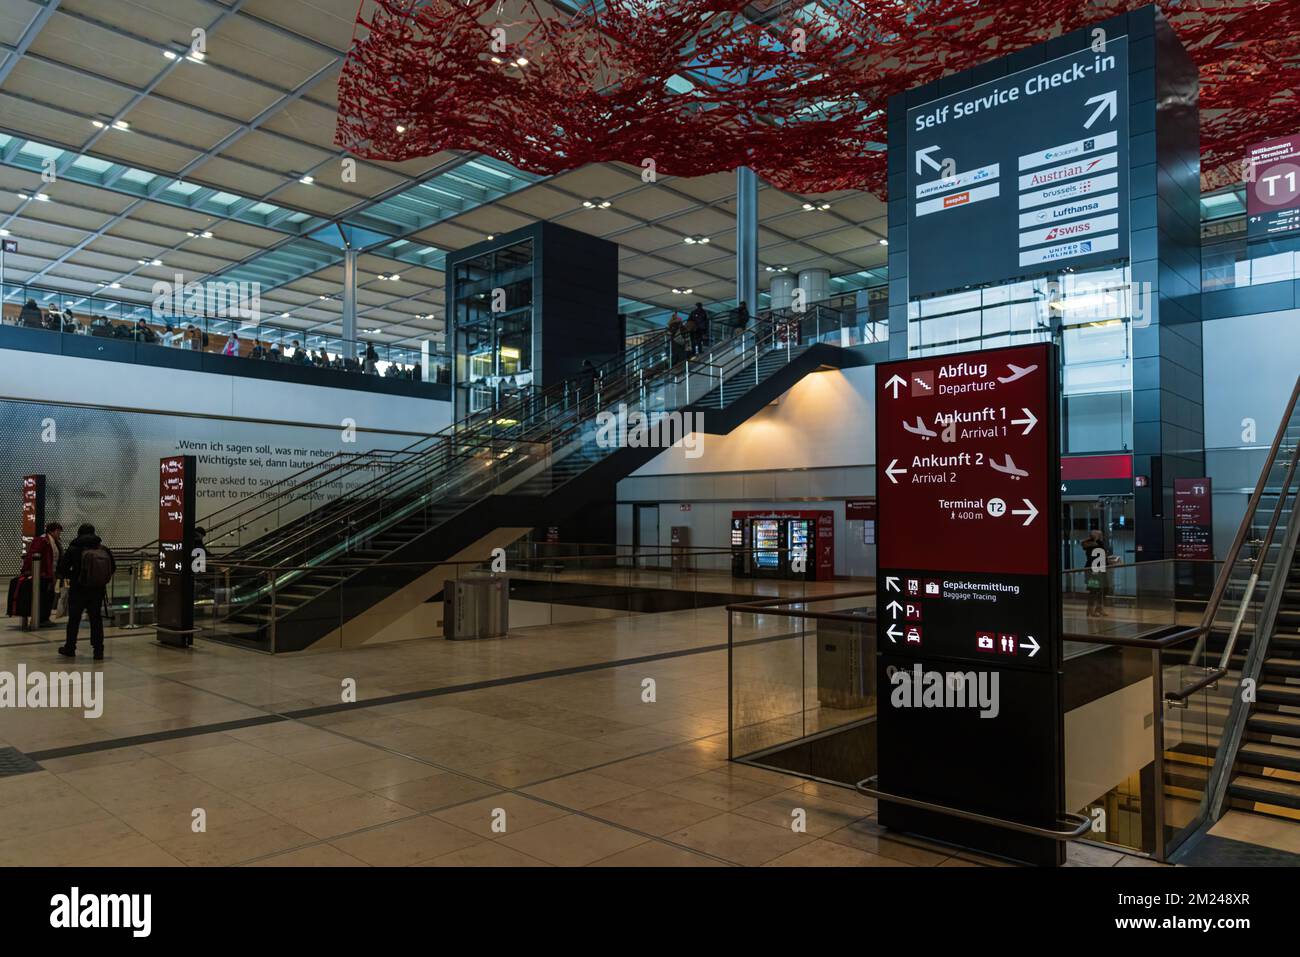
1028, 157, 1106, 187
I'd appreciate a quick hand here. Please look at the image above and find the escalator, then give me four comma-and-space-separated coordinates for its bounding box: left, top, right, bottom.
179, 303, 867, 652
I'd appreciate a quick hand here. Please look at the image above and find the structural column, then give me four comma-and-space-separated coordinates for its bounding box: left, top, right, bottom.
341, 246, 358, 344
735, 167, 758, 314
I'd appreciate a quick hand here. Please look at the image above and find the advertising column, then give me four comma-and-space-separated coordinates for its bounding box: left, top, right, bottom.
875, 342, 1064, 866
156, 455, 196, 647
21, 474, 45, 555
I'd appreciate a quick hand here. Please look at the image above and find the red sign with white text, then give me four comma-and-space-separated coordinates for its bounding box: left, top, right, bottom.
877, 343, 1052, 576
1174, 478, 1213, 560
1247, 134, 1300, 239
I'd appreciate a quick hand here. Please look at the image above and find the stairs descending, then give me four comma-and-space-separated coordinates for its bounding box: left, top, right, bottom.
1228, 559, 1300, 819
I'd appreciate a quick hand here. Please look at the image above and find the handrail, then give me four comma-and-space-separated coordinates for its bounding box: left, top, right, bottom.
1196, 373, 1300, 637
1174, 372, 1300, 689
855, 776, 1093, 841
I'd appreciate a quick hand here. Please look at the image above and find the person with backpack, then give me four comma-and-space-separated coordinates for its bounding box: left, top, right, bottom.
58, 523, 115, 660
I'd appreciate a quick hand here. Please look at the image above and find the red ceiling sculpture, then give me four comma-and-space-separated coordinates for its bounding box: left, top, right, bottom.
335, 0, 1300, 196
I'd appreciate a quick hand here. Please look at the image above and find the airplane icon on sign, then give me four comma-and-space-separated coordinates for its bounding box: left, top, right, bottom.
902, 416, 937, 439
990, 454, 1029, 479
997, 363, 1038, 384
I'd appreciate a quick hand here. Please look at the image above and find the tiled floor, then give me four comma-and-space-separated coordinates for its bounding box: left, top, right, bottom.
0, 602, 1195, 867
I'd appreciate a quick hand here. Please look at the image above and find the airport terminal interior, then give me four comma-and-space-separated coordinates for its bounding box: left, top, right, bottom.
0, 0, 1298, 879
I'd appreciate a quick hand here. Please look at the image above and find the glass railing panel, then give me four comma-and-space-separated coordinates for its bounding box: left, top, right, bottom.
1065, 640, 1162, 856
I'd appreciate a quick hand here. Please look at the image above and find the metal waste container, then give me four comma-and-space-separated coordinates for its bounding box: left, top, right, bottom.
815, 608, 874, 709
443, 574, 509, 640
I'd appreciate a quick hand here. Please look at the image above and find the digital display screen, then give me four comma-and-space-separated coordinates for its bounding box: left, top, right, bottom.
21, 474, 44, 553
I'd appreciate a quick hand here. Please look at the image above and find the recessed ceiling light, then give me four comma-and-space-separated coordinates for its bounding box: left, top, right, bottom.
110, 282, 121, 289
186, 50, 205, 63
802, 202, 814, 210
0, 229, 9, 237
113, 120, 129, 131
298, 174, 314, 185
583, 198, 611, 209
515, 57, 529, 67
486, 234, 495, 240
490, 56, 502, 64
163, 50, 177, 60
152, 258, 163, 266
319, 295, 328, 300
395, 124, 407, 134
389, 274, 400, 281
92, 120, 105, 129
281, 312, 290, 318
879, 238, 888, 246
819, 202, 831, 210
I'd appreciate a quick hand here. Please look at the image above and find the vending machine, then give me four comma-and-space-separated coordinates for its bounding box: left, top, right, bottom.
751, 518, 784, 578
730, 517, 747, 576
731, 510, 836, 581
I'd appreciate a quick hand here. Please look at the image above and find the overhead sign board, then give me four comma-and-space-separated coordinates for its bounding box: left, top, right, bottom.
906, 37, 1130, 297
1246, 134, 1300, 240
875, 342, 1063, 866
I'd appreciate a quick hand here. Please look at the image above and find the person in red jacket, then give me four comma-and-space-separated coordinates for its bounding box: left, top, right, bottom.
20, 521, 63, 627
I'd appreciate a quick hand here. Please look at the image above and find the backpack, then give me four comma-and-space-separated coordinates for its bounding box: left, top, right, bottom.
80, 546, 113, 588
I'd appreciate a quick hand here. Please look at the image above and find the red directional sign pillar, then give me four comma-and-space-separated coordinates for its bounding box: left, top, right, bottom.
875, 342, 1064, 866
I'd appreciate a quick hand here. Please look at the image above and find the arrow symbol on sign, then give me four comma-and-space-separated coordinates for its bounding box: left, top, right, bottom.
886, 600, 903, 619
1084, 91, 1117, 129
915, 145, 943, 175
884, 374, 908, 398
1011, 408, 1037, 435
885, 459, 907, 484
885, 576, 901, 593
1020, 635, 1040, 657
886, 624, 903, 643
1011, 499, 1039, 526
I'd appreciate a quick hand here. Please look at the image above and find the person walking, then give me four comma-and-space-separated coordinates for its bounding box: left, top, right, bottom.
20, 521, 62, 627
58, 523, 116, 660
1081, 529, 1110, 618
687, 302, 708, 354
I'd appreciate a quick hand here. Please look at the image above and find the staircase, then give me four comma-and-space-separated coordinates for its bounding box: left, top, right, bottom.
1166, 377, 1300, 837
178, 304, 867, 651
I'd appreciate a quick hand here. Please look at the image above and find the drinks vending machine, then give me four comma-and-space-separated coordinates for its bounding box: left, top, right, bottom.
730, 510, 835, 581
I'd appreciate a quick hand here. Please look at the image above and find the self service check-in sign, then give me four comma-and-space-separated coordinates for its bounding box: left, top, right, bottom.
876, 343, 1059, 671
906, 37, 1129, 298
